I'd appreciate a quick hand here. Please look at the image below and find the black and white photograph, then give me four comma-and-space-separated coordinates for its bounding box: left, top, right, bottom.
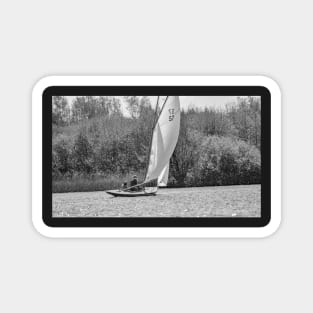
5, 0, 313, 310
52, 94, 262, 218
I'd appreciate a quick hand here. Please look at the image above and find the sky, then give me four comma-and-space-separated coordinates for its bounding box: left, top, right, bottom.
65, 95, 240, 112
162, 96, 237, 110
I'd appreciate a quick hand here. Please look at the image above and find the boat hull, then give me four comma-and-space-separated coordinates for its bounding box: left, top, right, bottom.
105, 190, 157, 197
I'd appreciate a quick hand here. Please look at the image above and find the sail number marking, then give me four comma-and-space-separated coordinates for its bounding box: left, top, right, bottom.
168, 109, 175, 121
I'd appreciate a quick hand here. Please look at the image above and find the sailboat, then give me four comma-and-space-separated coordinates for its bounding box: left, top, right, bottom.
106, 96, 180, 197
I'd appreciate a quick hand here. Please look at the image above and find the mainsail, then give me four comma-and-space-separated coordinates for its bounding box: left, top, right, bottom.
144, 96, 180, 183
158, 163, 169, 187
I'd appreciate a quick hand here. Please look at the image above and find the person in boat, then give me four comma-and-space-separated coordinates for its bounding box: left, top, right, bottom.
130, 175, 138, 191
121, 181, 127, 190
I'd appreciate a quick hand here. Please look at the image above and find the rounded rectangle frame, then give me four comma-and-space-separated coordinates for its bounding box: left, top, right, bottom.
32, 76, 281, 238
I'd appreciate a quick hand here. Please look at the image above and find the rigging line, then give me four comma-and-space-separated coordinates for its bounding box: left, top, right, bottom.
120, 181, 146, 191
152, 96, 160, 126
121, 179, 157, 192
143, 96, 169, 182
144, 96, 169, 181
143, 96, 163, 182
150, 96, 161, 132
150, 96, 169, 131
155, 96, 169, 128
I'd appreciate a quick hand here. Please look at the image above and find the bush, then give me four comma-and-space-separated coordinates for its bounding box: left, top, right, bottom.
52, 139, 72, 177
197, 136, 261, 186
72, 132, 93, 174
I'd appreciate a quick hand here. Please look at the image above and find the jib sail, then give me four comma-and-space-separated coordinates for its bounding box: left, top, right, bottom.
158, 163, 169, 187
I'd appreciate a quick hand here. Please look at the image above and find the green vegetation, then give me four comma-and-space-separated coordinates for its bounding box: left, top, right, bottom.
52, 96, 261, 193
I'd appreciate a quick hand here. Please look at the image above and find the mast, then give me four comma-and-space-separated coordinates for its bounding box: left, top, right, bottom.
143, 96, 169, 182
143, 97, 159, 181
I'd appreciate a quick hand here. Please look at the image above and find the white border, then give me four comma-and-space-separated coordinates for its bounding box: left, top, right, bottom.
32, 76, 281, 238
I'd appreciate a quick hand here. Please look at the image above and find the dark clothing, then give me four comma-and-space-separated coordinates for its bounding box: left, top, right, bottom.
130, 178, 138, 191
122, 183, 127, 189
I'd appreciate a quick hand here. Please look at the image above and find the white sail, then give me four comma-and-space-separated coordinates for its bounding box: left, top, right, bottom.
144, 96, 180, 182
158, 163, 169, 186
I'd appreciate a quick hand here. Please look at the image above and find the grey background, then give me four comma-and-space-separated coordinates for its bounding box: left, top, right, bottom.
0, 0, 311, 312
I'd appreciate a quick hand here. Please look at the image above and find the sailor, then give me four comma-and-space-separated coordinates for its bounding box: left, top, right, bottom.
130, 175, 138, 191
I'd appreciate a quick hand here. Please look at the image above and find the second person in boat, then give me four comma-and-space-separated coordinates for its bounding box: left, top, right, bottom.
130, 175, 138, 191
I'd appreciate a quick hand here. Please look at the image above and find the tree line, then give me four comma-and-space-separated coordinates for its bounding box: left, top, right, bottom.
52, 96, 261, 192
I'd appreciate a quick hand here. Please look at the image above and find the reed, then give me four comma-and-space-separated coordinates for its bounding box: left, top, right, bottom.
52, 172, 145, 193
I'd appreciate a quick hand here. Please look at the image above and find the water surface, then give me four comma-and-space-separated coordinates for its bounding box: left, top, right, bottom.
53, 185, 261, 217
